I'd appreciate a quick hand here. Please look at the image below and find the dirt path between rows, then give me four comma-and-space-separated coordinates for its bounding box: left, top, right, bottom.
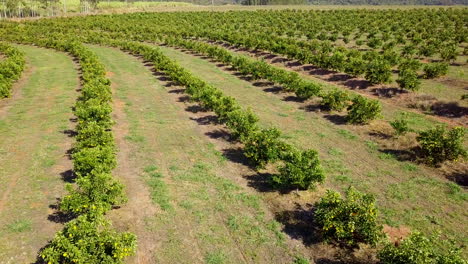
107, 79, 159, 264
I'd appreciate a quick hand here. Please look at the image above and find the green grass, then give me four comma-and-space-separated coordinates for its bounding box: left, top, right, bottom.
0, 45, 79, 263
6, 219, 32, 233
89, 45, 297, 263
205, 250, 227, 264
156, 45, 468, 254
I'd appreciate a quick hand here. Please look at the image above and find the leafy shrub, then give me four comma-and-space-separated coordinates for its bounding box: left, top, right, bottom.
0, 43, 25, 98
398, 59, 422, 72
397, 69, 421, 91
243, 128, 286, 169
345, 56, 367, 77
365, 59, 392, 84
225, 108, 259, 142
295, 81, 321, 100
41, 215, 136, 264
273, 149, 325, 190
60, 171, 126, 215
73, 146, 116, 177
314, 187, 383, 248
382, 49, 400, 66
440, 44, 458, 62
423, 63, 449, 79
213, 96, 240, 123
75, 121, 114, 150
81, 79, 112, 102
0, 76, 12, 98
417, 126, 467, 165
378, 232, 467, 264
320, 89, 350, 112
75, 98, 113, 128
368, 37, 383, 49
390, 117, 410, 136
346, 95, 382, 124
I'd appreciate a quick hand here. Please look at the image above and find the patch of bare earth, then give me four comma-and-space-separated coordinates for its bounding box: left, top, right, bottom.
105, 72, 159, 264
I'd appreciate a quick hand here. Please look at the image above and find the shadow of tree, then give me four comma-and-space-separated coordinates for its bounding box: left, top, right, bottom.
372, 87, 407, 98
446, 169, 468, 187
378, 148, 418, 162
189, 115, 218, 126
62, 129, 77, 137
323, 114, 347, 125
327, 73, 353, 82
274, 203, 323, 246
185, 104, 205, 113
243, 172, 278, 193
431, 101, 468, 118
60, 169, 75, 183
221, 147, 251, 167
263, 86, 283, 93
205, 129, 234, 142
47, 200, 75, 224
252, 81, 275, 87
282, 95, 304, 102
343, 79, 371, 90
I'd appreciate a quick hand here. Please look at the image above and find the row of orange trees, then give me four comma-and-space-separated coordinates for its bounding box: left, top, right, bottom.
43, 9, 465, 86
0, 42, 25, 98
101, 38, 327, 190
101, 37, 466, 264
30, 11, 462, 92
0, 30, 137, 262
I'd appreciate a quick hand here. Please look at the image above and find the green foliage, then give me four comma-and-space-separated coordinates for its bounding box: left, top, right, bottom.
225, 108, 259, 142
398, 59, 422, 72
346, 95, 382, 124
423, 63, 449, 79
440, 44, 458, 62
365, 59, 392, 84
0, 77, 12, 98
295, 81, 321, 100
397, 69, 421, 91
273, 149, 325, 190
0, 42, 26, 98
75, 121, 115, 150
60, 171, 126, 215
368, 37, 383, 49
314, 187, 384, 248
293, 256, 310, 264
212, 96, 240, 123
378, 232, 467, 264
41, 215, 136, 264
72, 146, 116, 177
390, 117, 410, 136
320, 89, 350, 111
81, 79, 112, 102
417, 126, 467, 165
75, 98, 113, 129
345, 56, 367, 77
243, 128, 286, 169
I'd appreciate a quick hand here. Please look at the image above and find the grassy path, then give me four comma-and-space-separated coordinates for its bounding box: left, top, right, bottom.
0, 46, 78, 263
158, 46, 468, 252
89, 45, 305, 263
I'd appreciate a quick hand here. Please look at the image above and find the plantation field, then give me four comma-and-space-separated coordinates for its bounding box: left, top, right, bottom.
0, 6, 467, 264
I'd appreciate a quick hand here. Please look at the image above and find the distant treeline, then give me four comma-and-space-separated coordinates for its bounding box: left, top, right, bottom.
308, 0, 467, 5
